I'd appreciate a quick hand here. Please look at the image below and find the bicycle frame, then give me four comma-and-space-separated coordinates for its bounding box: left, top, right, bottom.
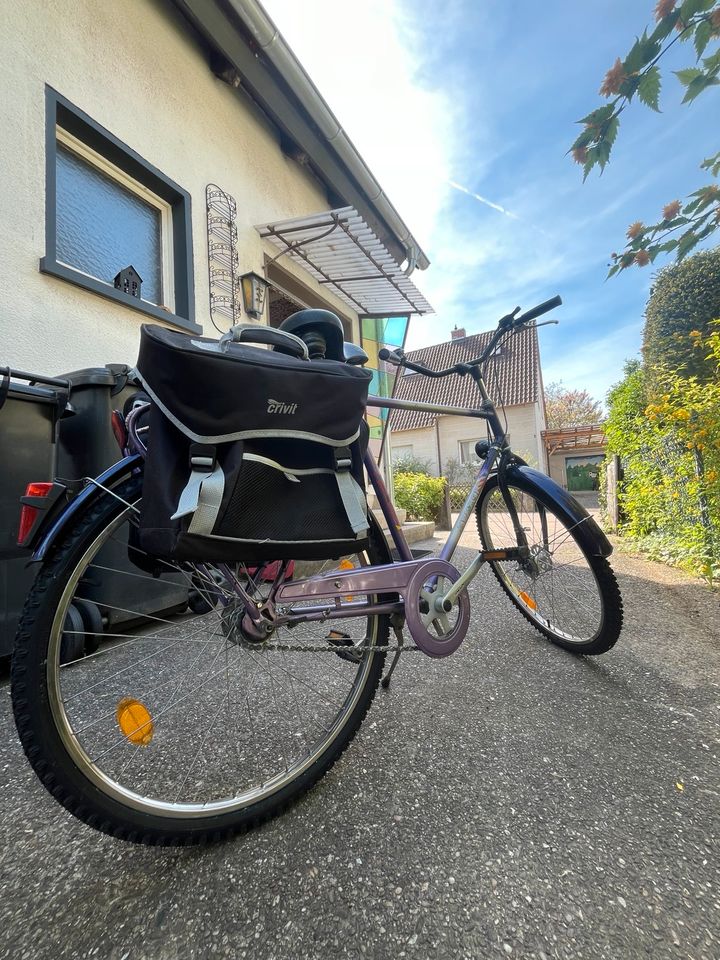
269, 374, 512, 632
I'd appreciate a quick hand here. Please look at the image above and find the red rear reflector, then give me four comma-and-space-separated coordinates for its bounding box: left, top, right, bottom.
111, 410, 127, 451
17, 482, 54, 546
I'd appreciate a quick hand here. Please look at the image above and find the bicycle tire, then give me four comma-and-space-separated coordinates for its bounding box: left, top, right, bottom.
476, 474, 622, 655
12, 475, 390, 845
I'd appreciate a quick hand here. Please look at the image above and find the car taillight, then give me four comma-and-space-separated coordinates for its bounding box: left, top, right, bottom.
18, 482, 55, 546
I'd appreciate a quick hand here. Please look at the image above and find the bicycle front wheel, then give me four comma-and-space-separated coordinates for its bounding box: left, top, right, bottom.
12, 476, 390, 845
477, 476, 622, 654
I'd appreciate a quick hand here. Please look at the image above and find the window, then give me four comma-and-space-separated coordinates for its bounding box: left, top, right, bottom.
459, 440, 478, 464
41, 88, 197, 331
392, 444, 414, 463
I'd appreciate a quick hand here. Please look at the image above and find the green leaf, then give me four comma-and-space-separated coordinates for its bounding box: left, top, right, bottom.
677, 230, 702, 259
700, 151, 720, 176
682, 74, 720, 102
680, 0, 711, 21
578, 105, 615, 127
571, 128, 596, 150
624, 33, 662, 74
582, 151, 599, 181
619, 75, 641, 99
638, 66, 662, 110
595, 139, 612, 171
694, 20, 712, 59
651, 10, 681, 42
675, 67, 704, 85
702, 49, 720, 74
601, 115, 620, 149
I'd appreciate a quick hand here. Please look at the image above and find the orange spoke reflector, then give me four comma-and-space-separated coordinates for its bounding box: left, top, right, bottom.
337, 557, 356, 599
116, 698, 154, 746
519, 591, 537, 611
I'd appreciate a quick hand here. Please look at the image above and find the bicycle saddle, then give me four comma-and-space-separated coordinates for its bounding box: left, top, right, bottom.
278, 309, 345, 361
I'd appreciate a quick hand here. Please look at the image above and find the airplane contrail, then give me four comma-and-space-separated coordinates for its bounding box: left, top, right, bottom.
447, 179, 521, 221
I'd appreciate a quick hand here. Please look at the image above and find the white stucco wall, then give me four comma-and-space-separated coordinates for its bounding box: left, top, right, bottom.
0, 0, 355, 375
391, 402, 546, 475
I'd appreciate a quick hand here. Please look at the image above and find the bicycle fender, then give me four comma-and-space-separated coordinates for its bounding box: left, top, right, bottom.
504, 464, 613, 558
32, 455, 143, 562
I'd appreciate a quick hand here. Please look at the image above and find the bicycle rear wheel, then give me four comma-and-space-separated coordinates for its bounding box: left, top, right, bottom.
477, 475, 622, 654
12, 476, 389, 845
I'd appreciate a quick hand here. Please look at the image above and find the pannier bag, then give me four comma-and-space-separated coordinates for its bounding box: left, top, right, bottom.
134, 324, 372, 563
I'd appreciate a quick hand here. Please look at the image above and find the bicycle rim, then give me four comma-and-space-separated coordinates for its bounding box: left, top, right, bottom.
42, 490, 384, 819
479, 483, 605, 644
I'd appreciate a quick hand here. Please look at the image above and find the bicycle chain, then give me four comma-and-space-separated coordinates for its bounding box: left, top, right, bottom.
251, 640, 422, 654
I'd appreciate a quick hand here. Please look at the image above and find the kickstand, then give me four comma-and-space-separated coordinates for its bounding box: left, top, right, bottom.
381, 615, 406, 690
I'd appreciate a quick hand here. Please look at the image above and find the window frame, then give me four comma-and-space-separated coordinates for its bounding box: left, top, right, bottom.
41, 87, 198, 332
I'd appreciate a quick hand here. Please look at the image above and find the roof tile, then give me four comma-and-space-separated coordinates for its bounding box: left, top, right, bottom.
390, 327, 539, 431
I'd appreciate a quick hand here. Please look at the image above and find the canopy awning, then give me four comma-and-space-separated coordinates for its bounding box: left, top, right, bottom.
542, 424, 607, 454
256, 207, 433, 317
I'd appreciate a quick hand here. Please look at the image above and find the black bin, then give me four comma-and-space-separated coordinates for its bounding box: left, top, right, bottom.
0, 365, 188, 658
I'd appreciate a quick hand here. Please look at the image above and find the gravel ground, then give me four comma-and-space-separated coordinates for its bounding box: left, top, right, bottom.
0, 536, 718, 960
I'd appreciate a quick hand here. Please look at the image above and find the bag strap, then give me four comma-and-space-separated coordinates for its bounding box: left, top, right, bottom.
171, 443, 225, 536
334, 447, 368, 537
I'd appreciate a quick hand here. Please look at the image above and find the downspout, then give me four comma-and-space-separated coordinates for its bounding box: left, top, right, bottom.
228, 0, 429, 275
435, 418, 442, 477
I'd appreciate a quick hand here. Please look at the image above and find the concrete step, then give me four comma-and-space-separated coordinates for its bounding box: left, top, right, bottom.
399, 520, 436, 544
371, 506, 407, 528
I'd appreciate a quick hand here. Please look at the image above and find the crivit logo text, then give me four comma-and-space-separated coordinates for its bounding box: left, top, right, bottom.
267, 398, 298, 415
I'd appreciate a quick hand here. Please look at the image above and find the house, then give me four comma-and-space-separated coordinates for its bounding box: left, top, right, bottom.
0, 0, 432, 385
389, 325, 547, 473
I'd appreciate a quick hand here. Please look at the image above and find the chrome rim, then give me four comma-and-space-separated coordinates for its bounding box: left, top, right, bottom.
480, 484, 604, 644
46, 497, 380, 818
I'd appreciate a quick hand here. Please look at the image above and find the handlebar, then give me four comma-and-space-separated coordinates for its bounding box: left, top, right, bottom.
512, 295, 562, 327
378, 294, 562, 377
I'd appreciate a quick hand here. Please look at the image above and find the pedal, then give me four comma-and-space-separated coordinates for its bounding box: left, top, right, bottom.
326, 630, 362, 664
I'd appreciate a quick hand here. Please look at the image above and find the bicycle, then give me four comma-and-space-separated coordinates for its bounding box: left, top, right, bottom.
11, 295, 622, 845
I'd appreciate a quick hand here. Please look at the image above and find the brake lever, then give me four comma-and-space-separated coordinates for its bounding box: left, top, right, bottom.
529, 320, 560, 328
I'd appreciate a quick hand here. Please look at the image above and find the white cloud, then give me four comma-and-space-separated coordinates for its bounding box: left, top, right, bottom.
260, 0, 459, 248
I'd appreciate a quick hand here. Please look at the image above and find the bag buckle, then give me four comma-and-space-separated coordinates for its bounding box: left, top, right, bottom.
189, 443, 216, 473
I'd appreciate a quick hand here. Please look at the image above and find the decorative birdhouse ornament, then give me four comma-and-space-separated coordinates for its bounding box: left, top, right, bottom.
114, 265, 143, 299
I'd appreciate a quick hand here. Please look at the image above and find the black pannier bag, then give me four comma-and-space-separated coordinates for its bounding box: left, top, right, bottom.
134, 324, 372, 563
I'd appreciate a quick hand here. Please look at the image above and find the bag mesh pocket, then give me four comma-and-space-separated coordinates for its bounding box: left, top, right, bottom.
217, 457, 355, 544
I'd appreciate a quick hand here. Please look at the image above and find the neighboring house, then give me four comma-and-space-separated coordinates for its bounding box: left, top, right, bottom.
389, 325, 547, 473
542, 423, 607, 493
0, 0, 431, 377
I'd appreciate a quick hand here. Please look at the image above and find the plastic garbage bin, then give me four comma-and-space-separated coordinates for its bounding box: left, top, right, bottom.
0, 364, 188, 659
0, 370, 71, 657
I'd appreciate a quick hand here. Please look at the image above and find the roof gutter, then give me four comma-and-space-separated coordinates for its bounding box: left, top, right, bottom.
223, 0, 428, 275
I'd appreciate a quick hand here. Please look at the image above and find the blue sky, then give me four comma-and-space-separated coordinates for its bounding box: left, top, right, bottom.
262, 0, 717, 405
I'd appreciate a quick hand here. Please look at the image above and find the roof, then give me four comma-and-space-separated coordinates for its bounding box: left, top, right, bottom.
390, 327, 540, 432
542, 424, 606, 453
172, 0, 428, 272
257, 207, 433, 316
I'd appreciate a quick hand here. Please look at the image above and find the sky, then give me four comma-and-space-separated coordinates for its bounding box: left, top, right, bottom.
261, 0, 717, 404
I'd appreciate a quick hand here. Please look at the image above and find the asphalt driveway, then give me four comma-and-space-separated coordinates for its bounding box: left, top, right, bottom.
0, 540, 718, 960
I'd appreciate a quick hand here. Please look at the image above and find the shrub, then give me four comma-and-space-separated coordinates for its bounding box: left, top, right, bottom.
605, 325, 720, 582
393, 471, 446, 522
643, 248, 720, 386
392, 455, 433, 477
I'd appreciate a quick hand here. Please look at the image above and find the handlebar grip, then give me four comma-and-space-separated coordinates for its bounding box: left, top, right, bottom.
516, 295, 562, 326
378, 347, 404, 364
